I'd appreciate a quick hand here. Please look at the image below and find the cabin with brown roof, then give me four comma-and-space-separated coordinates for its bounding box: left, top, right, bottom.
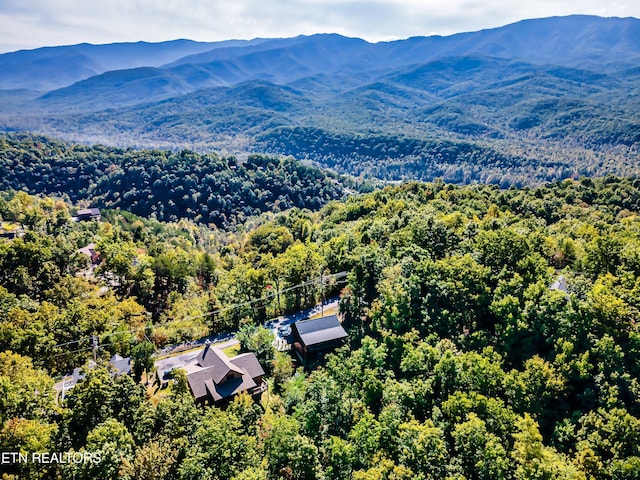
77, 243, 101, 265
184, 344, 266, 405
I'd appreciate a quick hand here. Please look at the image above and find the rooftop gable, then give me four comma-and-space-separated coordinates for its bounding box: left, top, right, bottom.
185, 346, 264, 403
230, 352, 265, 379
197, 345, 243, 384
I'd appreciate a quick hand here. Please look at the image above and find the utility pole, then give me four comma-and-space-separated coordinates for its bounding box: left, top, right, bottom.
320, 272, 324, 317
92, 334, 98, 363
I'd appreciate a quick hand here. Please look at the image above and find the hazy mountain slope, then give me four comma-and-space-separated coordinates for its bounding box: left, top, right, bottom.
164, 33, 370, 69
2, 15, 637, 111
0, 49, 102, 92
0, 38, 264, 91
3, 56, 636, 185
0, 15, 639, 186
33, 35, 373, 111
370, 15, 640, 71
164, 15, 640, 75
38, 67, 196, 109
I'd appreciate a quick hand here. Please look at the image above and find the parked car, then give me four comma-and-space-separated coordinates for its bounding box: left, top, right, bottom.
278, 325, 292, 337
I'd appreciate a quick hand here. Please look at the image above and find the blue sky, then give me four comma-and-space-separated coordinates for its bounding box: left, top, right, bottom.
0, 0, 638, 53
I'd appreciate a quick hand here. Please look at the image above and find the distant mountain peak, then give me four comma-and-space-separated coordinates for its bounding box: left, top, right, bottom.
0, 14, 638, 169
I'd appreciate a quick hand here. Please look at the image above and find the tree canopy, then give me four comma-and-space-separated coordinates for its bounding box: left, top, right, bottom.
2, 171, 640, 479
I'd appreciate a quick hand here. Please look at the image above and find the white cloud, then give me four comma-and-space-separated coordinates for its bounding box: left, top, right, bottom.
0, 0, 638, 52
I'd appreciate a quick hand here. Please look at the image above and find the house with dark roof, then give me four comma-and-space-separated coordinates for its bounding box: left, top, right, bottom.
70, 354, 131, 383
184, 345, 266, 405
75, 208, 101, 222
109, 354, 132, 376
550, 274, 570, 300
291, 315, 348, 366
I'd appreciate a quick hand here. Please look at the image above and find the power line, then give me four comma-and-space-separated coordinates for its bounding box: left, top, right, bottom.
50, 271, 348, 351
50, 345, 94, 359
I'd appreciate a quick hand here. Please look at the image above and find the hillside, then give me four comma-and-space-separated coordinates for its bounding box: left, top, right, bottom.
0, 38, 266, 91
0, 15, 639, 184
2, 176, 640, 478
0, 134, 354, 227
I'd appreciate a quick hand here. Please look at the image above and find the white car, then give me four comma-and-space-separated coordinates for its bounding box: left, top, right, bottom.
277, 325, 292, 337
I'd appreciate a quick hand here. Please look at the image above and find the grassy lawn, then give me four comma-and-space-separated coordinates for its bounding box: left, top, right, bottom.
148, 379, 173, 405
222, 344, 240, 357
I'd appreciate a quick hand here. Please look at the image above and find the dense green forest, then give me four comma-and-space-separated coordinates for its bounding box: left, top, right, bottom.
255, 126, 576, 185
2, 173, 640, 479
254, 114, 640, 186
0, 134, 357, 228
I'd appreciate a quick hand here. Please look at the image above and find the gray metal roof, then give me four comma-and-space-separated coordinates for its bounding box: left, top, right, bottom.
109, 354, 131, 376
294, 315, 348, 346
550, 275, 568, 293
77, 208, 101, 216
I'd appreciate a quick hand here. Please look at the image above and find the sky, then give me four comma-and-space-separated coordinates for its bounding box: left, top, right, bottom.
0, 0, 638, 53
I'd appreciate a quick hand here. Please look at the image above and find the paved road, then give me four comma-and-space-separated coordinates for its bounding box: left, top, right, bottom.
265, 296, 339, 330
56, 297, 341, 398
266, 296, 339, 351
153, 299, 340, 378
156, 296, 340, 357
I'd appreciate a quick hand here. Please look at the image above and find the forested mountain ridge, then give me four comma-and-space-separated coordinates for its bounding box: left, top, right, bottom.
1, 15, 639, 186
0, 38, 266, 91
2, 175, 640, 478
0, 134, 356, 227
2, 16, 638, 93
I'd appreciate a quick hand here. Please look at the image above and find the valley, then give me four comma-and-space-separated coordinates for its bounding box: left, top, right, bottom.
1, 14, 640, 480
1, 15, 639, 186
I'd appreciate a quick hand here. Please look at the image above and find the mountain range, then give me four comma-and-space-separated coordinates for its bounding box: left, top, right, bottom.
1, 15, 639, 185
